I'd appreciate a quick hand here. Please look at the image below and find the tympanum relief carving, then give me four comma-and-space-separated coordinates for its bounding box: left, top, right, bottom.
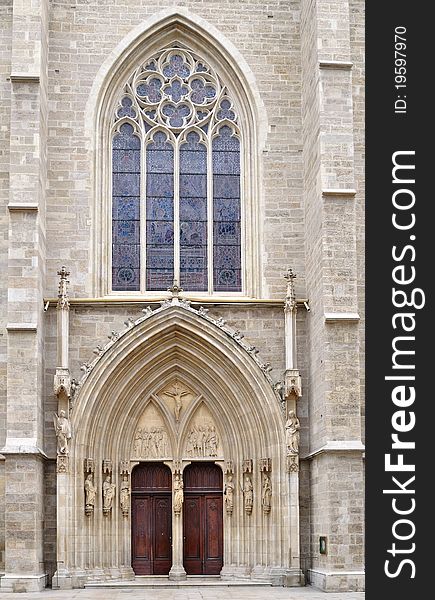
184, 402, 222, 458
132, 402, 171, 459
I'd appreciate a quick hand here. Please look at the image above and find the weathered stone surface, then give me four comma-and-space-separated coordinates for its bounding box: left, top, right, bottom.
0, 0, 364, 592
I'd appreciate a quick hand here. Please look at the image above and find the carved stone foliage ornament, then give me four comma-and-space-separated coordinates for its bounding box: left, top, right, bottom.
285, 410, 300, 455
73, 292, 280, 402
173, 473, 184, 515
186, 423, 219, 458
84, 474, 97, 516
120, 475, 130, 517
133, 426, 169, 459
243, 475, 253, 515
53, 410, 72, 455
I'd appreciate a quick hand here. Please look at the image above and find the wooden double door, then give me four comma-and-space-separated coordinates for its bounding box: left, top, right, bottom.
183, 462, 223, 575
131, 462, 223, 576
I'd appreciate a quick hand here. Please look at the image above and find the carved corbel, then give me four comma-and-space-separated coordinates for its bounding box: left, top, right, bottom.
56, 455, 69, 474
285, 368, 302, 399
287, 454, 299, 473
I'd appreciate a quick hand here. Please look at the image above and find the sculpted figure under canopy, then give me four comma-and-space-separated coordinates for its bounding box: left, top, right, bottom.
53, 410, 72, 455
285, 410, 300, 454
103, 475, 116, 512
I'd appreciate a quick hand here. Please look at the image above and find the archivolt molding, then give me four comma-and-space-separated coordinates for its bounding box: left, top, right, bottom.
73, 298, 279, 400
70, 297, 286, 465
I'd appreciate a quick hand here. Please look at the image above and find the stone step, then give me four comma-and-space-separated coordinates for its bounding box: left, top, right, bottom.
85, 577, 272, 589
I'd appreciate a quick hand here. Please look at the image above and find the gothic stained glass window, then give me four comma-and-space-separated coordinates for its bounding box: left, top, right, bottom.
146, 132, 174, 290
111, 47, 242, 293
212, 126, 241, 292
180, 132, 208, 291
112, 122, 141, 291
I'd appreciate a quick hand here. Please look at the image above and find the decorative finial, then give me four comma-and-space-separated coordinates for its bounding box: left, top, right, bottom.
57, 266, 70, 310
284, 268, 296, 311
167, 278, 183, 297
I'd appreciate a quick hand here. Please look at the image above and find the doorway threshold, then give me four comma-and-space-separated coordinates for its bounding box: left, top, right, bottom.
85, 576, 272, 589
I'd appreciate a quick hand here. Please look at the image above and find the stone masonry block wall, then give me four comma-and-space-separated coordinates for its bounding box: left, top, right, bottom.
350, 0, 365, 443
4, 456, 45, 575
0, 0, 13, 574
45, 0, 305, 299
309, 452, 364, 586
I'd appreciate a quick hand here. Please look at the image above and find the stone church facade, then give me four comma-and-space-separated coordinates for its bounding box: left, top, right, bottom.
0, 0, 365, 594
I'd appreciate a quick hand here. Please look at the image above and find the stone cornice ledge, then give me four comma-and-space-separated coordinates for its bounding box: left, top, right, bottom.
10, 72, 40, 83
308, 568, 365, 576
8, 203, 39, 211
322, 188, 356, 197
319, 60, 353, 70
302, 440, 365, 460
0, 443, 48, 459
324, 312, 360, 323
7, 323, 38, 331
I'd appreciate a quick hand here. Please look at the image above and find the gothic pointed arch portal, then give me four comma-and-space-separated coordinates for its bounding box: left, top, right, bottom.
56, 300, 301, 586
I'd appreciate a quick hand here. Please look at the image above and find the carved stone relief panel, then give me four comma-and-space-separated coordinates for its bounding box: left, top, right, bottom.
132, 402, 171, 459
157, 379, 195, 424
184, 402, 222, 459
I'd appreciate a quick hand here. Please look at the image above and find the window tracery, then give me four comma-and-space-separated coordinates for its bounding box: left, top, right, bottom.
111, 46, 241, 293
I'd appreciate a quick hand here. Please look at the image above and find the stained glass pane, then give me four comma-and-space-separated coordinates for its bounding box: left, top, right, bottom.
179, 132, 207, 291
212, 128, 241, 292
112, 123, 140, 291
146, 134, 174, 290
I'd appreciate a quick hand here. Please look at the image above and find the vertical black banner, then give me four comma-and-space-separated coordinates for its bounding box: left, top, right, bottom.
366, 2, 430, 598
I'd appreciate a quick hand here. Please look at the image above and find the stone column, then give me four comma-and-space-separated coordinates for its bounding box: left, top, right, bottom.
169, 467, 186, 580
301, 0, 364, 591
281, 269, 303, 586
0, 0, 49, 593
52, 267, 73, 589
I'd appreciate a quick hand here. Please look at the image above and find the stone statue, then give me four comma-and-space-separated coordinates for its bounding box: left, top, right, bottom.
102, 475, 116, 513
285, 410, 300, 454
224, 473, 234, 515
53, 410, 72, 455
120, 475, 130, 516
244, 475, 253, 514
262, 474, 272, 513
84, 474, 96, 514
164, 383, 189, 422
207, 425, 219, 457
174, 473, 183, 514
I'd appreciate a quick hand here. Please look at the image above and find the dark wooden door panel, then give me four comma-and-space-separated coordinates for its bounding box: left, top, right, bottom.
153, 495, 172, 575
183, 495, 202, 574
131, 463, 172, 575
132, 496, 152, 574
204, 495, 223, 574
183, 464, 223, 575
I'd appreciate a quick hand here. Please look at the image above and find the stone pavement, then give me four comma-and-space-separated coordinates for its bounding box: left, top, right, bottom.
0, 586, 364, 600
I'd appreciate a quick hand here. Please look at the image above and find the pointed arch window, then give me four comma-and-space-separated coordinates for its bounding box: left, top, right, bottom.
111, 47, 242, 293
